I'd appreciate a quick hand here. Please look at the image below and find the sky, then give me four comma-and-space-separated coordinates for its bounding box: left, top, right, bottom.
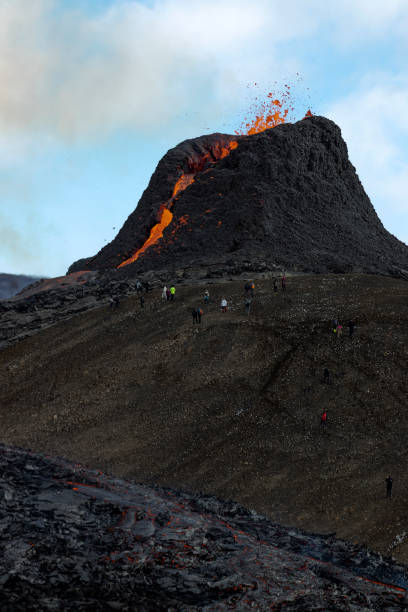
1, 0, 408, 276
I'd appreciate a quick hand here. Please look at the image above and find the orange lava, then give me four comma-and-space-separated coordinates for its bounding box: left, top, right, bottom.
235, 83, 313, 136
118, 207, 173, 268
117, 140, 238, 267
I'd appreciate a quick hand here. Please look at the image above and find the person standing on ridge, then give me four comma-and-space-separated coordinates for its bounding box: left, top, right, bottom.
386, 475, 393, 498
250, 282, 255, 298
221, 298, 227, 313
166, 287, 171, 301
192, 308, 198, 324
320, 411, 327, 426
336, 322, 343, 338
162, 286, 167, 300
245, 297, 252, 316
140, 295, 145, 309
281, 274, 286, 292
204, 290, 209, 304
170, 286, 176, 301
197, 306, 203, 324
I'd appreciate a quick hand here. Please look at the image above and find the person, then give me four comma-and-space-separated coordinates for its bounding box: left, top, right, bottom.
348, 320, 355, 338
110, 295, 120, 308
332, 318, 338, 332
140, 295, 145, 309
135, 280, 143, 295
281, 274, 286, 291
221, 298, 227, 313
162, 286, 167, 300
273, 279, 278, 293
323, 368, 330, 384
204, 290, 209, 304
197, 307, 203, 324
336, 323, 343, 338
320, 411, 327, 426
386, 475, 393, 498
144, 280, 150, 293
250, 282, 255, 298
192, 308, 198, 324
166, 287, 171, 301
170, 286, 176, 301
245, 297, 252, 315
244, 282, 250, 295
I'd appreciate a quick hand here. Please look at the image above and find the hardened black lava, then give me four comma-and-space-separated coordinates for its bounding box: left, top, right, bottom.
1, 444, 408, 611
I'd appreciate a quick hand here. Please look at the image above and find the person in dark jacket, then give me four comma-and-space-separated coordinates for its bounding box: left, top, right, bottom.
245, 297, 252, 315
192, 308, 198, 324
140, 295, 145, 309
386, 475, 393, 498
273, 279, 278, 293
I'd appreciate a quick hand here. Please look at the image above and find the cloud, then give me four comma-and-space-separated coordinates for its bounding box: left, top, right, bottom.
0, 0, 407, 152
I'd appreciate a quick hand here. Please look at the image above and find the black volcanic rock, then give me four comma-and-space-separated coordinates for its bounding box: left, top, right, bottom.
69, 116, 408, 277
2, 443, 408, 610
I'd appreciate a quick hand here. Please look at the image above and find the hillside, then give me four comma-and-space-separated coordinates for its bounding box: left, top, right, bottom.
1, 273, 408, 562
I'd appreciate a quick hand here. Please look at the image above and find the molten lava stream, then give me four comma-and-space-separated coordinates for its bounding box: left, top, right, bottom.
117, 140, 238, 268
118, 207, 173, 268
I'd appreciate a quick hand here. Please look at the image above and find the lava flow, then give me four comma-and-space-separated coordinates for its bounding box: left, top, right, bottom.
117, 140, 238, 268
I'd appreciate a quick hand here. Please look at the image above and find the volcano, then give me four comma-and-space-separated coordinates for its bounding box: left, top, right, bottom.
69, 116, 408, 277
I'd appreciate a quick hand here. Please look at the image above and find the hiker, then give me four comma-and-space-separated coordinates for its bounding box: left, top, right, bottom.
197, 306, 203, 323
348, 320, 355, 337
144, 280, 150, 293
135, 280, 143, 295
245, 297, 252, 315
386, 475, 393, 498
273, 279, 278, 293
320, 411, 327, 426
170, 286, 176, 301
221, 298, 227, 313
166, 287, 171, 301
162, 286, 167, 300
192, 308, 198, 324
204, 290, 209, 304
336, 323, 343, 338
323, 368, 330, 384
250, 282, 255, 298
109, 295, 120, 308
281, 274, 286, 291
140, 295, 145, 309
244, 282, 250, 295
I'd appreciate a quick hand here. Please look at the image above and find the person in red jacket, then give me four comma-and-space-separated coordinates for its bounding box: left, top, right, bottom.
320, 411, 327, 425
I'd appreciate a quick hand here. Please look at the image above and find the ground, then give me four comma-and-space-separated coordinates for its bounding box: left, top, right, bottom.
1, 273, 408, 562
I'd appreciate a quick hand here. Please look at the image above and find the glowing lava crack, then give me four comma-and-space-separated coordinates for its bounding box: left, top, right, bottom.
118, 140, 238, 268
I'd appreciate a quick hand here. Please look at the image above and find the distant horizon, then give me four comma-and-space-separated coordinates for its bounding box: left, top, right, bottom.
1, 1, 408, 277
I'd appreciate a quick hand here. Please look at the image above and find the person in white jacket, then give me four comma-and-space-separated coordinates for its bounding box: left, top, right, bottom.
221, 298, 227, 313
162, 286, 167, 300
